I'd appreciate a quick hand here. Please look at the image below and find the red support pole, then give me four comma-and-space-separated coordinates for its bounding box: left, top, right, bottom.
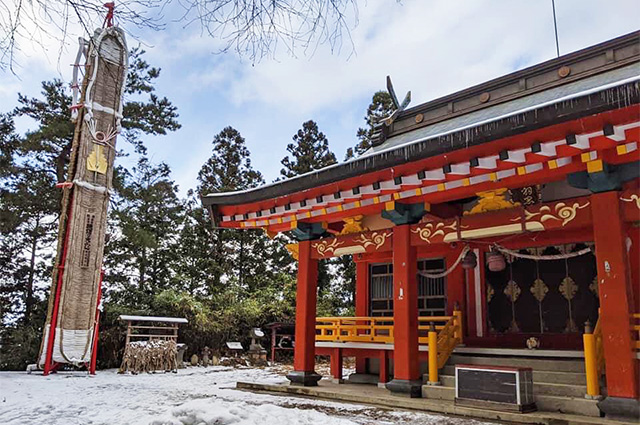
44, 193, 75, 376
355, 259, 369, 374
379, 350, 389, 384
287, 240, 321, 386
591, 191, 639, 414
89, 270, 104, 375
330, 348, 343, 381
386, 224, 421, 397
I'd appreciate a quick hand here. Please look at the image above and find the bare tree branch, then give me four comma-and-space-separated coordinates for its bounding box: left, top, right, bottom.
0, 0, 361, 72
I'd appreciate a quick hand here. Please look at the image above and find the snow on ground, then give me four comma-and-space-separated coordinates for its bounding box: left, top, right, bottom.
0, 366, 491, 425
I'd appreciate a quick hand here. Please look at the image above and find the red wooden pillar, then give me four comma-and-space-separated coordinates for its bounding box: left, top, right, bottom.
379, 350, 389, 384
386, 224, 421, 397
355, 259, 369, 374
445, 248, 465, 315
330, 347, 343, 381
286, 240, 321, 386
591, 191, 639, 417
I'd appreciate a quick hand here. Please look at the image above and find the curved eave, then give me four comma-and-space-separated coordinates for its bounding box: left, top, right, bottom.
202, 80, 640, 211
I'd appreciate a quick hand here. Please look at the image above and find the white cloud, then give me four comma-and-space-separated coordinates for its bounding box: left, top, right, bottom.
2, 0, 638, 194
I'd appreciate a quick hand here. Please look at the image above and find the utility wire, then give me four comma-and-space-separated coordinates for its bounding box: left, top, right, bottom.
551, 0, 560, 57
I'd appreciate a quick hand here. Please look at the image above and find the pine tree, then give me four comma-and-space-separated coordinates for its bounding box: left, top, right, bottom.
345, 91, 394, 160
198, 126, 263, 194
278, 120, 340, 299
172, 192, 226, 297
280, 120, 337, 178
193, 126, 295, 296
105, 158, 184, 308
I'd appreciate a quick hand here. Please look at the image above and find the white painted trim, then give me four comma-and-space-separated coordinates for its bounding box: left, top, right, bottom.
516, 369, 521, 405
473, 248, 483, 338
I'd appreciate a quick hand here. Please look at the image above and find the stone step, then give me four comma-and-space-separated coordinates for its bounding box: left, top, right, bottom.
421, 385, 601, 417
440, 366, 587, 385
535, 394, 601, 417
437, 375, 587, 398
447, 354, 585, 372
421, 384, 454, 400
535, 382, 588, 398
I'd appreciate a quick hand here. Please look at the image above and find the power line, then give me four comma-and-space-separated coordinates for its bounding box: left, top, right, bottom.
551, 0, 560, 57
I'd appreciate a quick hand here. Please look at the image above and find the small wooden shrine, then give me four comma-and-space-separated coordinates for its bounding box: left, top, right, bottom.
203, 32, 640, 419
118, 315, 188, 374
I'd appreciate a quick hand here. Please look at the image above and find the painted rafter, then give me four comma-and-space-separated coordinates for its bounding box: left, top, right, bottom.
222, 119, 639, 231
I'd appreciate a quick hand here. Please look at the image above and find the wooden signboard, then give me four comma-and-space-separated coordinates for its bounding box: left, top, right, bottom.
455, 364, 536, 413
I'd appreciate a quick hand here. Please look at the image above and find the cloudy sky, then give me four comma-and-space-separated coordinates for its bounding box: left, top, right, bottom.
1, 0, 638, 195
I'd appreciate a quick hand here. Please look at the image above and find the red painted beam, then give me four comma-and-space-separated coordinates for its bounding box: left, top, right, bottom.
218, 106, 640, 220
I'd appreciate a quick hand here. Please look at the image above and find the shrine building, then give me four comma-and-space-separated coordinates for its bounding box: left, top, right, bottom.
203, 32, 640, 420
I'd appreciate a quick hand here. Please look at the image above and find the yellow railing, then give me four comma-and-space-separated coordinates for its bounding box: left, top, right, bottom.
583, 317, 605, 398
593, 318, 605, 374
632, 313, 640, 352
316, 316, 395, 344
316, 308, 464, 383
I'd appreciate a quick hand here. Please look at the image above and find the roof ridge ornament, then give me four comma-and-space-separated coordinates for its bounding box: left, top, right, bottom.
371, 76, 411, 147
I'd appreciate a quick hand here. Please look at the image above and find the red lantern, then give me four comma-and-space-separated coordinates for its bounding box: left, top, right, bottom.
486, 250, 506, 272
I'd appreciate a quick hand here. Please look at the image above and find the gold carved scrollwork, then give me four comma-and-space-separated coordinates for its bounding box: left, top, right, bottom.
312, 238, 344, 257
560, 276, 579, 333
530, 278, 548, 302
285, 243, 299, 261
353, 231, 391, 250
524, 201, 590, 227
486, 284, 495, 303
504, 280, 521, 303
504, 280, 521, 333
339, 215, 369, 235
464, 188, 520, 215
411, 221, 457, 244
531, 277, 548, 333
559, 276, 578, 301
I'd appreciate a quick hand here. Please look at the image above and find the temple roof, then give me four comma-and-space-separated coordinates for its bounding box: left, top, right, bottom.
368, 64, 639, 156
202, 31, 640, 226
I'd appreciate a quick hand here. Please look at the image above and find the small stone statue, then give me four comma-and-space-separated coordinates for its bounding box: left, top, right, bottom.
201, 346, 211, 367
190, 354, 199, 366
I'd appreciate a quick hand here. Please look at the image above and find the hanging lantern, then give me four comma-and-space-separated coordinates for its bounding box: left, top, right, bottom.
462, 249, 477, 269
486, 249, 506, 272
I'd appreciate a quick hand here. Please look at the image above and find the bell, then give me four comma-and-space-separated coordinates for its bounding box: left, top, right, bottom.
461, 250, 477, 269
486, 249, 506, 272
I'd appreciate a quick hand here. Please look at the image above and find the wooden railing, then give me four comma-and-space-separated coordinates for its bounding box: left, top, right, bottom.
316, 308, 464, 374
316, 316, 394, 344
420, 311, 463, 368
593, 317, 605, 374
633, 313, 640, 353
583, 317, 605, 398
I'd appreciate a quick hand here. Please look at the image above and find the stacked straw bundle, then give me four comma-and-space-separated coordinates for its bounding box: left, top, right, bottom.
119, 340, 178, 374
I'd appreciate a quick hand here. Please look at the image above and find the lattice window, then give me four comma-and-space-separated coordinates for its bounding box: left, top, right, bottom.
369, 263, 393, 317
418, 258, 447, 316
